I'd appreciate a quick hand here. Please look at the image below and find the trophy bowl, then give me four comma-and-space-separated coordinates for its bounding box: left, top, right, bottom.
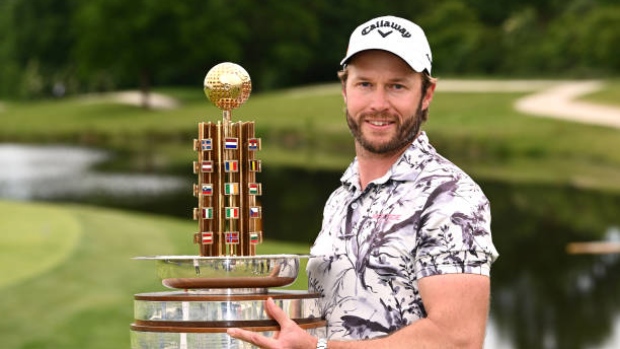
135, 254, 305, 290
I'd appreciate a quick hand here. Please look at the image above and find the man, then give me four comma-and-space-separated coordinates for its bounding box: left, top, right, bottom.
228, 15, 499, 349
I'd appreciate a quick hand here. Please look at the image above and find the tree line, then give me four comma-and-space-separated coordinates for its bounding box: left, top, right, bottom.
0, 0, 618, 100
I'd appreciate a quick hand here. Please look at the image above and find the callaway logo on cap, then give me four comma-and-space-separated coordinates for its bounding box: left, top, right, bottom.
340, 15, 433, 73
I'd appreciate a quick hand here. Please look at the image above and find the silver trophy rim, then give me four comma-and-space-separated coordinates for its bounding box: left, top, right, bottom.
132, 254, 311, 260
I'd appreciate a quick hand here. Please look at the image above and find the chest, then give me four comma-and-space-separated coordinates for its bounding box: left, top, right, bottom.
313, 183, 427, 261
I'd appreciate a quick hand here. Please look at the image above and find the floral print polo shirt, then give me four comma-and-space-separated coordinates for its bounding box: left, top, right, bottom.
307, 131, 499, 340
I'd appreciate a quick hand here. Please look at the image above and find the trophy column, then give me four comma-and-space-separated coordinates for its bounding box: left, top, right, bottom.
192, 120, 262, 257
129, 63, 325, 349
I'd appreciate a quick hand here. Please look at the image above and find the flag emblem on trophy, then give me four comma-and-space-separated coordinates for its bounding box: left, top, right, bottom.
201, 138, 212, 151
201, 232, 214, 244
202, 184, 213, 195
224, 137, 238, 149
201, 161, 213, 173
249, 231, 261, 244
249, 159, 262, 172
224, 183, 239, 195
225, 231, 240, 244
225, 160, 239, 173
225, 207, 240, 219
248, 138, 261, 151
248, 183, 262, 195
250, 206, 261, 218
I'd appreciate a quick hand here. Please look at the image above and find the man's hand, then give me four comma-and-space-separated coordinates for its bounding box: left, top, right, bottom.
227, 297, 318, 349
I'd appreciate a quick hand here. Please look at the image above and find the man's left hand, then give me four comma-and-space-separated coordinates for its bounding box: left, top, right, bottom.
227, 297, 318, 349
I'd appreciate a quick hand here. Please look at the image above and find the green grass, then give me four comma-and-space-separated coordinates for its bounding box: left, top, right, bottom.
0, 200, 309, 349
2, 81, 620, 192
580, 79, 620, 106
427, 91, 620, 192
0, 202, 81, 288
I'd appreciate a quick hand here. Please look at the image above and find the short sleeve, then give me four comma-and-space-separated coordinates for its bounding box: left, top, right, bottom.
414, 184, 498, 279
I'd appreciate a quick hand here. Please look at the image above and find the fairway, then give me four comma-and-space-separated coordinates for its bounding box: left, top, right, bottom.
0, 200, 81, 288
0, 200, 309, 349
0, 202, 180, 349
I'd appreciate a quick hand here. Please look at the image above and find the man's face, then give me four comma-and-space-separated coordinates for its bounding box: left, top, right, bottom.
343, 50, 434, 156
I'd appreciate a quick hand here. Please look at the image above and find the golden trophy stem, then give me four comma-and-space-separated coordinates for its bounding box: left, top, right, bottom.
217, 121, 225, 255
223, 110, 232, 124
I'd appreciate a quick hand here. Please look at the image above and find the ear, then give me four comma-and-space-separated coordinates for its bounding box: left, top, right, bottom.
342, 86, 347, 104
422, 82, 436, 110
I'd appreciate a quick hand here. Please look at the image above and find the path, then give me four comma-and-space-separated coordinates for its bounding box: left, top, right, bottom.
81, 91, 179, 110
513, 80, 620, 129
439, 79, 620, 129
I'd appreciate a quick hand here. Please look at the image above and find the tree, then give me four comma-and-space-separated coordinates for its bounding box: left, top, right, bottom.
0, 0, 77, 99
418, 0, 486, 75
74, 0, 175, 107
543, 1, 620, 76
234, 0, 322, 90
576, 5, 620, 74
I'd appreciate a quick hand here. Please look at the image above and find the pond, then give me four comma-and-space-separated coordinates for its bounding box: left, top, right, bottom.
1, 145, 619, 349
0, 144, 191, 216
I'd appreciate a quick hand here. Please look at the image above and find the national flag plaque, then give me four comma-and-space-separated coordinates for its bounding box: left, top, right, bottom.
225, 207, 240, 219
224, 160, 239, 173
249, 159, 262, 172
224, 182, 239, 195
249, 231, 262, 244
202, 207, 213, 219
225, 231, 240, 244
224, 137, 238, 149
202, 184, 213, 196
248, 138, 261, 151
249, 206, 261, 218
248, 183, 262, 196
201, 161, 214, 173
201, 138, 213, 151
202, 232, 214, 244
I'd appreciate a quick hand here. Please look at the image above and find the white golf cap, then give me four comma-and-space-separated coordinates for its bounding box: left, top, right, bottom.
340, 15, 433, 73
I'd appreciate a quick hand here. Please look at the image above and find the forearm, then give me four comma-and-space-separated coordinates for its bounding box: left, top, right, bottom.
321, 317, 483, 349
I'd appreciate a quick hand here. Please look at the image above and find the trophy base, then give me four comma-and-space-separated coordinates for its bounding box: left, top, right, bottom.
131, 324, 326, 349
130, 290, 325, 349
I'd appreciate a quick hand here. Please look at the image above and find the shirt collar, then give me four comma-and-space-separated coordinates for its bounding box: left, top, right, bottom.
340, 131, 435, 191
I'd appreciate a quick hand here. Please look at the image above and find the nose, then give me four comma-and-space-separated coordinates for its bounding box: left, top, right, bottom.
368, 88, 390, 112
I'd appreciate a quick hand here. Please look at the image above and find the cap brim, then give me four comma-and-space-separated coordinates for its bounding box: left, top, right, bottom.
340, 48, 429, 73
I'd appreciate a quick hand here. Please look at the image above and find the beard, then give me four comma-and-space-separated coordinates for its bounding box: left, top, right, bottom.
346, 102, 425, 155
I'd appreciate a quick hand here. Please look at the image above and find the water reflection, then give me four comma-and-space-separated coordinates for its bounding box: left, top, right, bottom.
481, 181, 620, 349
0, 144, 189, 211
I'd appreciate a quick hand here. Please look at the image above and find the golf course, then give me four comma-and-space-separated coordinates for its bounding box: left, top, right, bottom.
1, 79, 619, 348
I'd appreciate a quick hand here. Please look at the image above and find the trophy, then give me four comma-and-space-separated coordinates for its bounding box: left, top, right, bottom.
130, 63, 326, 348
